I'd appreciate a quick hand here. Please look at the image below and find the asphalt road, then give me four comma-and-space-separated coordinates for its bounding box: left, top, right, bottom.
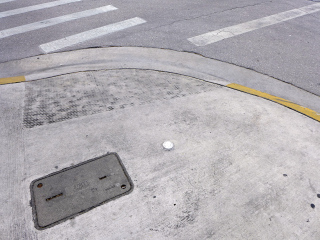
1, 0, 319, 96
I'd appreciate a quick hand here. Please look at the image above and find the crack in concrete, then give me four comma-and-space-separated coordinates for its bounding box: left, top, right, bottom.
140, 1, 273, 32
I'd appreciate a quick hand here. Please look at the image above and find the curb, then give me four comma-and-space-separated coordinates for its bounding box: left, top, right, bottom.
0, 47, 319, 122
1, 73, 319, 122
227, 83, 320, 122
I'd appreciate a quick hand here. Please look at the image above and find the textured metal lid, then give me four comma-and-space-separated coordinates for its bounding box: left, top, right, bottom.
30, 153, 133, 230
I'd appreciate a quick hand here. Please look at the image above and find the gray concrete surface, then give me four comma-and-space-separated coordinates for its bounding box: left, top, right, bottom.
1, 67, 320, 239
1, 0, 319, 96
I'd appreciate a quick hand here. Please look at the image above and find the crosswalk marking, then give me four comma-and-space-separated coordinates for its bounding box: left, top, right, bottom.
0, 0, 15, 4
0, 5, 117, 39
188, 3, 320, 46
39, 17, 146, 53
0, 0, 82, 19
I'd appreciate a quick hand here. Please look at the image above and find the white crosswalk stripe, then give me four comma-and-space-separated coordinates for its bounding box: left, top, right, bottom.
39, 17, 147, 53
0, 0, 15, 4
0, 0, 81, 19
188, 3, 320, 46
1, 0, 147, 55
0, 5, 117, 39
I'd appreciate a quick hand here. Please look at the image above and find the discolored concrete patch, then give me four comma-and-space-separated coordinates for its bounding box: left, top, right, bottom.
24, 69, 219, 128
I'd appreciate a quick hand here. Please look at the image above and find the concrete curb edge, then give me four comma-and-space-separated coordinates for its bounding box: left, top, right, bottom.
0, 47, 319, 122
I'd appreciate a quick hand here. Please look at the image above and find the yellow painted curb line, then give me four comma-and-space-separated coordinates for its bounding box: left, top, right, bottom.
227, 83, 320, 122
0, 76, 25, 85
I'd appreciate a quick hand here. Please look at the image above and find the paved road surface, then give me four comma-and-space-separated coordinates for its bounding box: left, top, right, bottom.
1, 0, 319, 95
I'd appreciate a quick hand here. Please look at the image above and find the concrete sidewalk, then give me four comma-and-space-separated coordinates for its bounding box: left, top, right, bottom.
0, 48, 320, 239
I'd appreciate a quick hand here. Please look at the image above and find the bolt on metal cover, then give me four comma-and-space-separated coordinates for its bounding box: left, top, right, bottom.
30, 153, 133, 230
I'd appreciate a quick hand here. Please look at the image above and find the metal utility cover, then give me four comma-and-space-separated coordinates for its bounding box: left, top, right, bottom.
30, 153, 133, 230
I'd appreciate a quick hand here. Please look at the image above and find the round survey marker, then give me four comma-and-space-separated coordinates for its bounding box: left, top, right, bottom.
162, 141, 174, 150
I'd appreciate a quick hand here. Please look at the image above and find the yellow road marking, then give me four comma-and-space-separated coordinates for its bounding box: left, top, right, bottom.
0, 76, 25, 85
227, 83, 320, 122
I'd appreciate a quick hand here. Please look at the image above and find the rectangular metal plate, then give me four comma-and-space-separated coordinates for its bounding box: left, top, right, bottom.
30, 153, 133, 230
